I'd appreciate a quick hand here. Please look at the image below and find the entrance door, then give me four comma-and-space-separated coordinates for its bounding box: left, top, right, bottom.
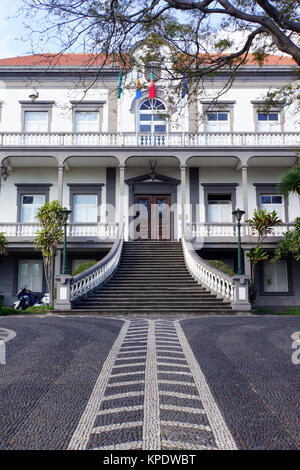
135, 195, 171, 240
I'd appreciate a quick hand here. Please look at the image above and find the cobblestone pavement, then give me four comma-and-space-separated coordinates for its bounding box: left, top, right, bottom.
69, 319, 236, 450
0, 315, 299, 450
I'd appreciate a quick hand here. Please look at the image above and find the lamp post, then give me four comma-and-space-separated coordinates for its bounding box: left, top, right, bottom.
232, 208, 246, 276
61, 207, 72, 275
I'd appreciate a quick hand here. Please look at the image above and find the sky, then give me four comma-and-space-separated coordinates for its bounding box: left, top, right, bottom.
0, 1, 31, 58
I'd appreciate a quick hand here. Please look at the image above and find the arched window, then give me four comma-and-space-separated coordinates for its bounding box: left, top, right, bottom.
139, 98, 167, 133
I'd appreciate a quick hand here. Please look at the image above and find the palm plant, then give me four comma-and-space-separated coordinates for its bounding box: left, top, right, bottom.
0, 232, 7, 256
278, 166, 300, 199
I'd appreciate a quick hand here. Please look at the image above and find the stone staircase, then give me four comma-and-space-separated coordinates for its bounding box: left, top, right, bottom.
73, 241, 233, 314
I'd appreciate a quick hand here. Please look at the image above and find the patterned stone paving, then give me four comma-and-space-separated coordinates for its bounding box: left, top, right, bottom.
68, 319, 237, 450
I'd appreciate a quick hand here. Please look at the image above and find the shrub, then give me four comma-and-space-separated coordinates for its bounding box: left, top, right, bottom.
72, 260, 98, 276
205, 260, 235, 277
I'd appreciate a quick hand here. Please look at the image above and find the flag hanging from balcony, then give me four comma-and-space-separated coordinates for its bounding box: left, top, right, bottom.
181, 71, 188, 99
136, 72, 142, 100
149, 69, 156, 99
117, 70, 123, 99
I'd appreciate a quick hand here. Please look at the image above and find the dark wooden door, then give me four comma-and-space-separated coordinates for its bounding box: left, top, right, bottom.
135, 195, 171, 240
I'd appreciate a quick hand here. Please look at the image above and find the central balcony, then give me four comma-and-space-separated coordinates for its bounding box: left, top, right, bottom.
0, 132, 299, 147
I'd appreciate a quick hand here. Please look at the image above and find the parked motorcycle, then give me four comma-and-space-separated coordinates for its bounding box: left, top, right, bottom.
13, 288, 38, 310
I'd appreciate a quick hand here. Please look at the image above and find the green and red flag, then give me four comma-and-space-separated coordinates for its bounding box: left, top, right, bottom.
149, 69, 156, 99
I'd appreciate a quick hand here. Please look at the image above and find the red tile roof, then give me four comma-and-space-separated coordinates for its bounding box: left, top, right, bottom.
0, 53, 112, 67
0, 52, 296, 67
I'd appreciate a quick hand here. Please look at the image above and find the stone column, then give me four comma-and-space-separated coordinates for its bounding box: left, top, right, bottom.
57, 165, 64, 204
180, 165, 186, 237
241, 165, 248, 219
119, 165, 125, 229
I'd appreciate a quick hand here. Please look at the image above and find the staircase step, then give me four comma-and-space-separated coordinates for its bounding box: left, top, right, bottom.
71, 241, 233, 314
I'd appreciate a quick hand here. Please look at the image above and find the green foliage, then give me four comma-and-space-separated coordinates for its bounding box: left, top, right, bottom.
279, 308, 300, 316
248, 283, 258, 306
35, 200, 64, 305
0, 232, 8, 255
246, 209, 282, 304
278, 166, 300, 199
247, 209, 282, 244
206, 260, 235, 277
0, 305, 54, 316
273, 217, 300, 262
246, 246, 270, 265
72, 260, 98, 276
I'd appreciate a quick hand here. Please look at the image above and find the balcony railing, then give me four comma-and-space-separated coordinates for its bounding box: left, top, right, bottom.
190, 223, 291, 238
0, 222, 291, 240
0, 223, 118, 239
0, 131, 299, 147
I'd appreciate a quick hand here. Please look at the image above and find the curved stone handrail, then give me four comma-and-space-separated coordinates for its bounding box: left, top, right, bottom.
182, 234, 235, 302
70, 225, 124, 301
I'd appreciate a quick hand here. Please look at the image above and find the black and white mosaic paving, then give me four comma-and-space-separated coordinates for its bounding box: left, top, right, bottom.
68, 319, 236, 450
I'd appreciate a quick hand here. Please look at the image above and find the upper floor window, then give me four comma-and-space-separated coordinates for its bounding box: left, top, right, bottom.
257, 112, 280, 132
73, 194, 98, 223
75, 111, 99, 132
24, 111, 48, 133
206, 112, 229, 132
207, 194, 232, 223
21, 194, 45, 222
260, 194, 283, 219
139, 98, 166, 133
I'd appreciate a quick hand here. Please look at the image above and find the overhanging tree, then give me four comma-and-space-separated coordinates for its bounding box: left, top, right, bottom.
35, 200, 64, 305
20, 1, 300, 107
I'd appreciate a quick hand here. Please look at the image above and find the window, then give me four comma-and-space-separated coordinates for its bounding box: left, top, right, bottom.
75, 111, 99, 132
73, 194, 98, 223
24, 111, 48, 132
139, 98, 166, 133
18, 260, 43, 292
263, 259, 288, 293
260, 194, 283, 219
257, 112, 280, 132
207, 194, 232, 223
206, 112, 229, 132
20, 195, 45, 222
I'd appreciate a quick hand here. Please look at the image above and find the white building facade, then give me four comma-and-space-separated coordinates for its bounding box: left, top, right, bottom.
0, 50, 299, 308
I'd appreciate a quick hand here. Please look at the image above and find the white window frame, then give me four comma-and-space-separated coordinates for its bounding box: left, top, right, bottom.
18, 260, 43, 292
263, 259, 288, 293
257, 111, 281, 132
75, 111, 99, 133
260, 194, 284, 219
73, 194, 98, 223
24, 111, 49, 133
139, 98, 167, 133
206, 112, 230, 133
20, 194, 46, 223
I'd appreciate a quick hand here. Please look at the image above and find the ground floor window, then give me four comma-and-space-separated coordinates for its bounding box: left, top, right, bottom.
18, 260, 43, 292
263, 259, 288, 293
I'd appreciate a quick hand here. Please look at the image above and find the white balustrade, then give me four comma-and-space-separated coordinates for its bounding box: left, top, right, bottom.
70, 226, 124, 300
191, 223, 290, 239
0, 132, 299, 147
182, 235, 235, 301
0, 223, 118, 239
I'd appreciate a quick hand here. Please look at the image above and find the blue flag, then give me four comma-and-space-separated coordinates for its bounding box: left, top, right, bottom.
181, 71, 188, 99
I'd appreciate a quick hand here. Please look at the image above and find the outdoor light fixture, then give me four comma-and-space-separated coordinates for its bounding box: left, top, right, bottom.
232, 208, 246, 276
29, 87, 39, 102
61, 207, 72, 275
1, 159, 12, 181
